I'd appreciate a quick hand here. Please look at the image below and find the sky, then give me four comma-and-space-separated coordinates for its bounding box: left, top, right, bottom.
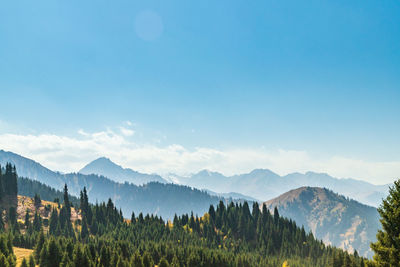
0, 0, 399, 184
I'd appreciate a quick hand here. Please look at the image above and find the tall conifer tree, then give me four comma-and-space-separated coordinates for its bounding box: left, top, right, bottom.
371, 179, 400, 265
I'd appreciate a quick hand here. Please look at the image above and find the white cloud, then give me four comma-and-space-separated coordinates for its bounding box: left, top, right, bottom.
0, 129, 398, 185
78, 129, 90, 136
119, 127, 135, 137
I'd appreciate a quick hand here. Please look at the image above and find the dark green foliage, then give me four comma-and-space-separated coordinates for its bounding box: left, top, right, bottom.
0, 163, 18, 207
370, 179, 400, 266
80, 217, 89, 240
0, 165, 376, 267
28, 254, 35, 267
2, 164, 18, 197
21, 188, 367, 267
33, 212, 42, 232
8, 207, 17, 226
40, 237, 62, 267
17, 177, 79, 206
20, 257, 28, 267
35, 231, 45, 262
159, 257, 169, 267
34, 194, 41, 208
0, 233, 16, 267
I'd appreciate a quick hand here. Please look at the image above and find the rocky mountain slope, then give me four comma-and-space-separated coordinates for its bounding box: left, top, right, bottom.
264, 187, 380, 258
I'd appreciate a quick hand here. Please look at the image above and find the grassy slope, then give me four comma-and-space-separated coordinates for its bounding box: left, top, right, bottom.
13, 247, 34, 267
15, 195, 81, 231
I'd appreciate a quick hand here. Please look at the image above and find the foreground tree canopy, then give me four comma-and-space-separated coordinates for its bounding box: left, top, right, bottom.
371, 180, 400, 266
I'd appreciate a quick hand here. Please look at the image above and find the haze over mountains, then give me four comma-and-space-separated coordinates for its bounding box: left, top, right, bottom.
174, 169, 389, 207
0, 150, 222, 219
0, 150, 389, 207
79, 157, 168, 185
264, 187, 380, 258
79, 155, 389, 207
0, 149, 384, 257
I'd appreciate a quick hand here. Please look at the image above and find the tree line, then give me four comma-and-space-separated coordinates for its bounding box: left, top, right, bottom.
0, 163, 399, 266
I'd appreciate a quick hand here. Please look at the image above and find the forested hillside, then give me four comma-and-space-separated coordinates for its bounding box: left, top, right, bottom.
64, 174, 222, 219
3, 184, 370, 266
0, 151, 223, 219
0, 162, 377, 266
264, 187, 380, 258
18, 177, 79, 206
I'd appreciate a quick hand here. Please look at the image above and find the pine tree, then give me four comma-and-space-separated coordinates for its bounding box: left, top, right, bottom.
359, 258, 365, 267
33, 212, 42, 231
63, 184, 71, 215
130, 211, 135, 224
208, 205, 216, 222
11, 165, 17, 196
60, 253, 70, 267
252, 202, 260, 222
80, 217, 89, 240
8, 207, 17, 226
142, 251, 153, 267
171, 255, 180, 267
274, 207, 280, 224
34, 194, 41, 208
0, 165, 3, 201
159, 257, 169, 267
49, 208, 59, 235
131, 251, 143, 267
72, 245, 90, 267
46, 238, 62, 267
28, 254, 35, 267
35, 230, 45, 262
20, 257, 28, 267
99, 246, 111, 267
371, 179, 400, 266
343, 253, 351, 267
0, 254, 7, 267
24, 209, 31, 229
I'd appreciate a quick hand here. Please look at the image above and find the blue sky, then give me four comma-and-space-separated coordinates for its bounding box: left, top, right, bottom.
0, 0, 399, 183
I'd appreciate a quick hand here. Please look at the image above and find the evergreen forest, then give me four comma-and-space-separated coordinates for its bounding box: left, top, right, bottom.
0, 164, 391, 267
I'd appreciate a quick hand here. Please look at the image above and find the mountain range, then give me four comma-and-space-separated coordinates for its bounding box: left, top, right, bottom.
264, 187, 380, 258
0, 150, 223, 219
0, 149, 384, 257
79, 157, 168, 185
173, 169, 389, 207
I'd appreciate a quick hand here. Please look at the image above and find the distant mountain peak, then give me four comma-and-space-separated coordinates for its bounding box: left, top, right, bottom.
79, 157, 167, 185
95, 156, 112, 162
249, 168, 278, 176
195, 169, 222, 177
86, 157, 119, 166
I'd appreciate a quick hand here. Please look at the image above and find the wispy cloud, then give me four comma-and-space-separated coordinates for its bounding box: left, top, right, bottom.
119, 127, 135, 137
0, 128, 398, 185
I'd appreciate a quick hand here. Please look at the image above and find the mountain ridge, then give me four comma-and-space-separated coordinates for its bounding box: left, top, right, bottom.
79, 156, 167, 185
175, 168, 389, 207
263, 186, 380, 258
0, 150, 221, 219
0, 149, 389, 207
